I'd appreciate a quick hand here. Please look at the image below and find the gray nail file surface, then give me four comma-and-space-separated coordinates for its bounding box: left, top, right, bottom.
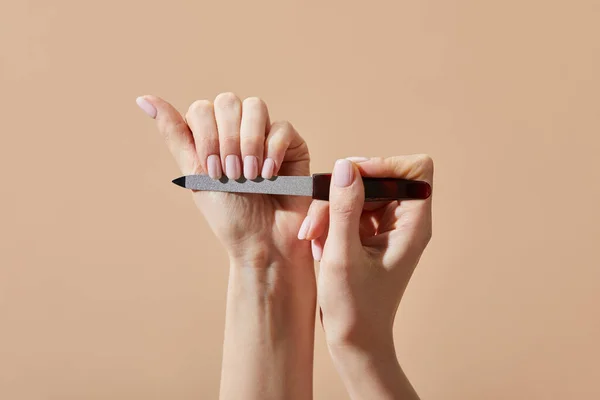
172, 175, 314, 197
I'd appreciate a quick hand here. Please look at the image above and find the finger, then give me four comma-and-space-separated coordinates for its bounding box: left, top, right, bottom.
214, 92, 242, 180
300, 198, 379, 243
312, 237, 324, 262
324, 159, 365, 254
359, 210, 380, 238
262, 121, 309, 178
355, 155, 433, 219
355, 154, 434, 185
297, 200, 329, 241
359, 155, 434, 249
240, 97, 269, 180
344, 157, 391, 211
185, 100, 222, 179
136, 95, 200, 175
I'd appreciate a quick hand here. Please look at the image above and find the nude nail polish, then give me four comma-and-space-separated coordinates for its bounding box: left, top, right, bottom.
297, 216, 311, 240
311, 240, 322, 261
244, 156, 259, 180
225, 155, 241, 180
346, 156, 370, 163
136, 96, 157, 118
207, 154, 222, 179
261, 158, 275, 179
333, 159, 354, 187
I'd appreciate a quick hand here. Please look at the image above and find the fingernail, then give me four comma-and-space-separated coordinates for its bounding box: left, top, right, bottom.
311, 240, 322, 261
261, 158, 275, 179
225, 155, 241, 180
297, 216, 311, 240
207, 154, 222, 180
136, 96, 157, 119
244, 156, 259, 180
333, 159, 354, 187
346, 157, 370, 163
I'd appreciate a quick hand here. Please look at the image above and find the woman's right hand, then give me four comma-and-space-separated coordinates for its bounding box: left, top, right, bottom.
298, 155, 434, 399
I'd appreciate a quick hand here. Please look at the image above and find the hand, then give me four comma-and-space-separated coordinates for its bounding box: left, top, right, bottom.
137, 93, 312, 266
299, 155, 433, 399
137, 93, 316, 400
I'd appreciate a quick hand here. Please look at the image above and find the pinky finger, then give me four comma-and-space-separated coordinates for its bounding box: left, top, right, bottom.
261, 120, 306, 178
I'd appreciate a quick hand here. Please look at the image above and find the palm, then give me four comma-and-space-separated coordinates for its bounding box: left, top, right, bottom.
193, 153, 311, 256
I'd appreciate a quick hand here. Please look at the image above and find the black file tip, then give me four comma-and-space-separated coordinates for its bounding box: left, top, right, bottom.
171, 176, 186, 188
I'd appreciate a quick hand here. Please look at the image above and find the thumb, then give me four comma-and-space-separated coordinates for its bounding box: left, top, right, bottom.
136, 95, 200, 176
325, 159, 364, 254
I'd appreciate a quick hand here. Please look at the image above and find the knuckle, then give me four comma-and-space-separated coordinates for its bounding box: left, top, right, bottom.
270, 120, 293, 133
241, 134, 262, 143
241, 99, 267, 127
416, 153, 434, 169
214, 92, 240, 109
267, 137, 285, 150
329, 200, 357, 218
415, 153, 434, 176
291, 141, 310, 161
162, 118, 188, 138
242, 96, 266, 111
186, 99, 213, 117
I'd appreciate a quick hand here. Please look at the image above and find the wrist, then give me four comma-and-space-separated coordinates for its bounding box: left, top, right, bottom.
327, 331, 397, 366
228, 239, 313, 270
327, 337, 418, 399
323, 317, 395, 353
227, 253, 316, 318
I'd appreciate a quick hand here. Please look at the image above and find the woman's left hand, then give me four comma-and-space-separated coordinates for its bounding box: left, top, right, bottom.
137, 93, 313, 268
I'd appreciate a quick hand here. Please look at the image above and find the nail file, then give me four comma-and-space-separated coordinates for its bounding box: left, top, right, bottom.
172, 174, 431, 202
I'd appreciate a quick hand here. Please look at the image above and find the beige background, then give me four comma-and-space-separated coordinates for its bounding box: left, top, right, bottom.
1, 0, 599, 399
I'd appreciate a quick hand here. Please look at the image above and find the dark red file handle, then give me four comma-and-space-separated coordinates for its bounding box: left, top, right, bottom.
312, 173, 431, 202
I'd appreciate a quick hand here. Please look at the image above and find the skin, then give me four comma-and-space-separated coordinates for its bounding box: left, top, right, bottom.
138, 93, 316, 400
137, 93, 433, 400
300, 155, 434, 400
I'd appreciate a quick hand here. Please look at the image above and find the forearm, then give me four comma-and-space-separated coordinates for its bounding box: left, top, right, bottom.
219, 258, 316, 400
328, 337, 419, 400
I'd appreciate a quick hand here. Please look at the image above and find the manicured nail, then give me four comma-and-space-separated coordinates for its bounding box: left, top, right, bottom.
244, 156, 259, 180
136, 96, 157, 118
261, 158, 275, 179
297, 216, 311, 240
346, 157, 370, 163
333, 159, 354, 187
225, 155, 241, 180
207, 154, 222, 180
311, 240, 322, 261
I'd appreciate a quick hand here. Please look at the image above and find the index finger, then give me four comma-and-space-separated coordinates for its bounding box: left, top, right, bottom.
354, 154, 434, 185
